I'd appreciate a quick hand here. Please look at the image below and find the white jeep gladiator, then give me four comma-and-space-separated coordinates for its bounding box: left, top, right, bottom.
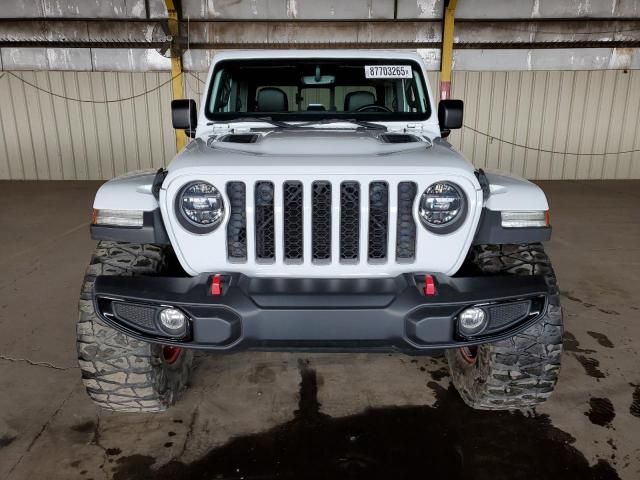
78, 50, 562, 412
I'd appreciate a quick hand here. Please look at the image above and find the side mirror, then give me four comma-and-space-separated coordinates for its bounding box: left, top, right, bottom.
171, 99, 197, 137
438, 99, 463, 136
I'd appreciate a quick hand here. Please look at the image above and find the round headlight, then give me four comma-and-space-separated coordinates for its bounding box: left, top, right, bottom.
419, 182, 466, 233
176, 181, 224, 233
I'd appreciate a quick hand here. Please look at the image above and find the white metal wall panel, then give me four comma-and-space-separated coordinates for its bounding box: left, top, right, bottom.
0, 71, 174, 180
0, 69, 639, 180
446, 69, 640, 180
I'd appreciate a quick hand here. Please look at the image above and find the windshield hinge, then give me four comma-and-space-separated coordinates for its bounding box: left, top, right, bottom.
404, 123, 424, 132
212, 124, 252, 133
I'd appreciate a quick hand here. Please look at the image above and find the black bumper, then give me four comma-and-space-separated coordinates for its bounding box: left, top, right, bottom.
93, 273, 550, 354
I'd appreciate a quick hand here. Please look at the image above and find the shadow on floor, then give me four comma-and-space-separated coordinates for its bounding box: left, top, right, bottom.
106, 359, 620, 480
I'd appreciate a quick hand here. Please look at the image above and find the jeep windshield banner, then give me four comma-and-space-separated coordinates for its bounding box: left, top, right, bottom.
205, 58, 430, 122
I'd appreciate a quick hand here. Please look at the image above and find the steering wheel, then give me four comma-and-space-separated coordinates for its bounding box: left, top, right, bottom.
354, 104, 393, 113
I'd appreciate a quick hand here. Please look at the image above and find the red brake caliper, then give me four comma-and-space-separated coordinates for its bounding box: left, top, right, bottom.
460, 346, 478, 365
162, 346, 183, 365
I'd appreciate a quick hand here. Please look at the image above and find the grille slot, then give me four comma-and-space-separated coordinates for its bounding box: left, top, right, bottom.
368, 182, 389, 261
340, 181, 361, 262
283, 181, 304, 262
312, 181, 332, 262
255, 181, 275, 261
396, 182, 418, 261
226, 182, 247, 261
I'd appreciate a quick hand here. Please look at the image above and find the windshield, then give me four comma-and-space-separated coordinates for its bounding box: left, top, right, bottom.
205, 58, 431, 122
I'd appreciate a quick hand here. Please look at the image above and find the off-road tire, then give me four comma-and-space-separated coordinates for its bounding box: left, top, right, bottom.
446, 243, 563, 410
77, 241, 193, 412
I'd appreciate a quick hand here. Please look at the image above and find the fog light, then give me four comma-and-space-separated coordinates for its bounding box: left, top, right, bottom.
459, 307, 487, 335
159, 308, 186, 331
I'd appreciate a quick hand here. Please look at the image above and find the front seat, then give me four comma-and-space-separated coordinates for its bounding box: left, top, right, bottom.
256, 87, 288, 112
344, 91, 376, 111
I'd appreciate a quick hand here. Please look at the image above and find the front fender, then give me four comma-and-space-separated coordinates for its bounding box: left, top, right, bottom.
473, 170, 551, 245
93, 170, 160, 211
482, 170, 549, 211
91, 170, 169, 244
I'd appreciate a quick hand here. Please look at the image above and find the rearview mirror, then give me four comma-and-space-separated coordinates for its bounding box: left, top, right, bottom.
171, 99, 197, 137
301, 75, 336, 86
438, 99, 463, 133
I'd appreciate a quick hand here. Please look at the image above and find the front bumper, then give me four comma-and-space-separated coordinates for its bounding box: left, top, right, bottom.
93, 273, 550, 354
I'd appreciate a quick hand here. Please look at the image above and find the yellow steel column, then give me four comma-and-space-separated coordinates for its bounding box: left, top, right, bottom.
165, 0, 187, 151
439, 0, 457, 100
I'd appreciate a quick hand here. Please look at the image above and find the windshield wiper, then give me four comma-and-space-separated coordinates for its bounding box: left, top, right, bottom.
298, 118, 387, 131
207, 117, 387, 131
207, 117, 300, 129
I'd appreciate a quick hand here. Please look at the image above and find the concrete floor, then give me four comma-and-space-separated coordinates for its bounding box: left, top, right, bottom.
0, 180, 638, 480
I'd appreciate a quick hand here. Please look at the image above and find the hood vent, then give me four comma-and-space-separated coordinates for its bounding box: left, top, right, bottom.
219, 134, 260, 144
379, 133, 419, 144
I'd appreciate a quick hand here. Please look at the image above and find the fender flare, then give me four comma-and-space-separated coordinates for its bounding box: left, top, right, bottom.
91, 170, 170, 244
473, 170, 551, 245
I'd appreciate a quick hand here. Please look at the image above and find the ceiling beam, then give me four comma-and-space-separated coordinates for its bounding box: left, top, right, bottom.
0, 19, 639, 50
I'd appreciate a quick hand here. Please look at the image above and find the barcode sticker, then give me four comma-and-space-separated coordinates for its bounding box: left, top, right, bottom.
365, 65, 412, 79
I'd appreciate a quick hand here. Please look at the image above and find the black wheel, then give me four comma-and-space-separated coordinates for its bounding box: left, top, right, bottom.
446, 243, 563, 410
77, 241, 193, 412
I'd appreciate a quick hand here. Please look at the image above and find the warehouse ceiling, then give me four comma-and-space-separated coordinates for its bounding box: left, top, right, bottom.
0, 0, 639, 71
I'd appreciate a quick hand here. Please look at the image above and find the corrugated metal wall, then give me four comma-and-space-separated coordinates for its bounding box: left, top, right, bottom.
448, 70, 640, 180
0, 69, 639, 180
0, 71, 176, 179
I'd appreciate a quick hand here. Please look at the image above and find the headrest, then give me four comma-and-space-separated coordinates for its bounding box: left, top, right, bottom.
344, 91, 376, 111
256, 87, 288, 112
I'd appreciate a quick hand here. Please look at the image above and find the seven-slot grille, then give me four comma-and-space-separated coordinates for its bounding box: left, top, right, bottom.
226, 180, 418, 264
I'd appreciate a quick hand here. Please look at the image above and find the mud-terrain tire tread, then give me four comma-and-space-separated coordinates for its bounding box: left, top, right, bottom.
77, 241, 192, 412
446, 243, 563, 410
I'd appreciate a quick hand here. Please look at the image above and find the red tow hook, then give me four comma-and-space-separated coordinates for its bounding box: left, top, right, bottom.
210, 274, 222, 296
424, 274, 437, 296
